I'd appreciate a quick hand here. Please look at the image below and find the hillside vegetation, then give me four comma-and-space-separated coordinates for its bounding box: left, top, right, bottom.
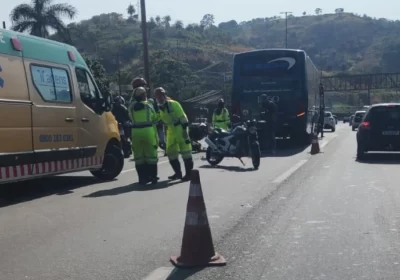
48, 10, 400, 100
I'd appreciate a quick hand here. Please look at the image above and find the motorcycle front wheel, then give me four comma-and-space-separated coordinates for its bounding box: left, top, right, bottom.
250, 143, 261, 170
206, 147, 224, 166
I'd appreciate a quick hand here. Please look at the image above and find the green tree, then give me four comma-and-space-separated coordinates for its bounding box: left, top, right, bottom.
200, 14, 215, 29
10, 0, 77, 41
150, 51, 198, 99
174, 20, 184, 30
315, 8, 322, 15
147, 17, 157, 38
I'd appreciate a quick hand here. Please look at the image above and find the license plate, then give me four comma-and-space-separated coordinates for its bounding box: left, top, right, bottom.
382, 130, 399, 136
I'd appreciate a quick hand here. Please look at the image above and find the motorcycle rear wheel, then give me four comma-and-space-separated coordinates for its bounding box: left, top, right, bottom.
206, 147, 224, 166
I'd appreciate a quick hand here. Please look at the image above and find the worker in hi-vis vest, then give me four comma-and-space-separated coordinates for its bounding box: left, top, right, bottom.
129, 87, 159, 185
212, 98, 230, 130
154, 87, 193, 181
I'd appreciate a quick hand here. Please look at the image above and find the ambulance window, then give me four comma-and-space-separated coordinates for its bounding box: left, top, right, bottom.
31, 65, 72, 102
75, 68, 101, 112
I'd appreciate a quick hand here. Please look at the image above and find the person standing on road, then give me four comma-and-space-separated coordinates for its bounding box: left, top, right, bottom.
132, 77, 167, 156
129, 87, 159, 185
259, 94, 277, 154
112, 95, 131, 137
154, 87, 193, 181
318, 109, 324, 138
212, 98, 230, 130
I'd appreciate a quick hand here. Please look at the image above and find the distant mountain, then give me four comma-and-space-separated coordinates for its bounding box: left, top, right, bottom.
50, 11, 400, 100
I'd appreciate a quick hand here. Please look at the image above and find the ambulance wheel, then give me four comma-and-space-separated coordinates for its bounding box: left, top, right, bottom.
91, 144, 124, 181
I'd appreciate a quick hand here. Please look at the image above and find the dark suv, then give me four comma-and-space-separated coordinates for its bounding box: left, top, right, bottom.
356, 103, 400, 159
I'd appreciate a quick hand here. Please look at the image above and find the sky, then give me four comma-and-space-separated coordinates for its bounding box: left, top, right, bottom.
1, 0, 399, 30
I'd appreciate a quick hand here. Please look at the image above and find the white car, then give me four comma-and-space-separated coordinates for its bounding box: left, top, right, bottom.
352, 110, 366, 131
324, 111, 336, 132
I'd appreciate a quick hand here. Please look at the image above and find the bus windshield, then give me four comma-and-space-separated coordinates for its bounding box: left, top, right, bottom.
236, 52, 300, 80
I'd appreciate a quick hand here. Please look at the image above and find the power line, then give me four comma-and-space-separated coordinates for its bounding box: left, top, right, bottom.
280, 12, 292, 48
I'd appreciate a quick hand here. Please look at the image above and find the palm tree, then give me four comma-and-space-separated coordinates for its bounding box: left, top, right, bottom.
162, 15, 171, 28
155, 16, 162, 26
127, 4, 135, 17
10, 0, 77, 41
127, 3, 138, 22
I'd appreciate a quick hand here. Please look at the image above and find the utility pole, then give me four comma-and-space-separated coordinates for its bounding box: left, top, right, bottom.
140, 0, 151, 91
280, 12, 292, 48
117, 50, 122, 96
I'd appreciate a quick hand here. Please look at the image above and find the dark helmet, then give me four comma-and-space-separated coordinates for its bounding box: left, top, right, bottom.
114, 95, 125, 105
132, 77, 147, 89
218, 98, 225, 105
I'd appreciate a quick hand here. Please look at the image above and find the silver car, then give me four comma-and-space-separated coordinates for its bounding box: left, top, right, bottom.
352, 111, 366, 131
324, 111, 336, 132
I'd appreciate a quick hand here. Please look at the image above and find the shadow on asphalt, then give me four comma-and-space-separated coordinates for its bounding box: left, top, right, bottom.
260, 138, 309, 158
82, 179, 183, 198
165, 267, 204, 279
199, 164, 255, 172
356, 153, 400, 164
0, 176, 102, 208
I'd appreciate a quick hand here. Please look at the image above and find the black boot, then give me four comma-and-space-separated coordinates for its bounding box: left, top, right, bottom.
149, 164, 159, 184
182, 158, 194, 181
168, 159, 182, 180
145, 163, 153, 182
136, 164, 148, 185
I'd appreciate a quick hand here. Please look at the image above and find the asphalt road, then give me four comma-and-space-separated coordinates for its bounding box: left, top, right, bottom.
3, 123, 398, 280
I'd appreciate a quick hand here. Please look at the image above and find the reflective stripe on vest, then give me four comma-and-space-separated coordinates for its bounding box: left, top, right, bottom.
131, 102, 153, 128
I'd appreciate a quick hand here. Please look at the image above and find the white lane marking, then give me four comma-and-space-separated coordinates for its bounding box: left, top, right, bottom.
320, 134, 337, 149
121, 160, 169, 174
142, 267, 175, 280
272, 159, 308, 184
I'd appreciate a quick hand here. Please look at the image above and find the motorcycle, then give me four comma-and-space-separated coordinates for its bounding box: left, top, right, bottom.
204, 119, 261, 169
118, 122, 132, 158
189, 122, 209, 153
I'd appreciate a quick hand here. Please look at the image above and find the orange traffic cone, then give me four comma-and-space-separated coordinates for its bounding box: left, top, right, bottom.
310, 133, 320, 155
170, 169, 226, 268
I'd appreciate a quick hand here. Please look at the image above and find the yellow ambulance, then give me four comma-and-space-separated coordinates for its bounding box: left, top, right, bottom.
0, 29, 124, 184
